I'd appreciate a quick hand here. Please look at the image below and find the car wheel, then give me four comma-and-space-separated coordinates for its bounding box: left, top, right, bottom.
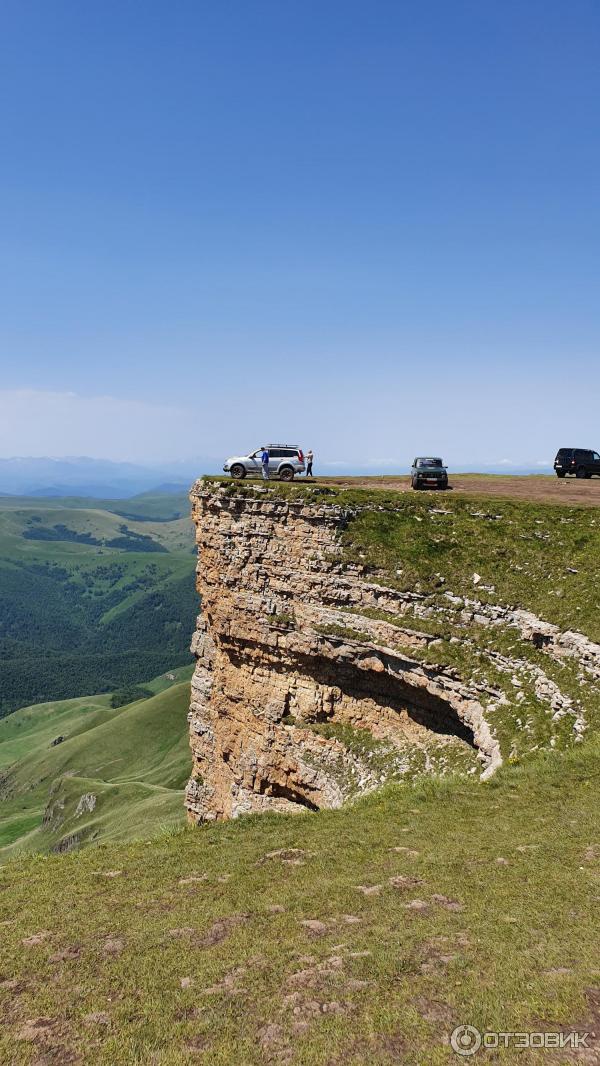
230, 464, 246, 479
556, 471, 565, 478
279, 466, 294, 482
576, 467, 587, 479
412, 479, 420, 490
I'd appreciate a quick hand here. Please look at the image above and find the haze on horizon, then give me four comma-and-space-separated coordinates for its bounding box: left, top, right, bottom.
0, 2, 598, 470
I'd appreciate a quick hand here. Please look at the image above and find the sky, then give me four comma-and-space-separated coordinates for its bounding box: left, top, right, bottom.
0, 1, 598, 469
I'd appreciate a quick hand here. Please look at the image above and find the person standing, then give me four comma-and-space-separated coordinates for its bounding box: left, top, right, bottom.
261, 446, 270, 480
306, 449, 314, 477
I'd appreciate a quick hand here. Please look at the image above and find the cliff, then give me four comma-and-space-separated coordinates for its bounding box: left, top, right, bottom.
186, 481, 600, 823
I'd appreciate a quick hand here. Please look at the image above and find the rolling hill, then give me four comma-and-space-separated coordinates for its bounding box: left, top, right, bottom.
0, 490, 197, 716
0, 666, 193, 860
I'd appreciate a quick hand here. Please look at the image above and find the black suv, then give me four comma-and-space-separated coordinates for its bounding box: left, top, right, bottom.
411, 457, 448, 490
554, 448, 600, 479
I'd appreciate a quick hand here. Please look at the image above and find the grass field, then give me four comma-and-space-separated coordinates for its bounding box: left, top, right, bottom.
0, 739, 598, 1063
0, 668, 192, 861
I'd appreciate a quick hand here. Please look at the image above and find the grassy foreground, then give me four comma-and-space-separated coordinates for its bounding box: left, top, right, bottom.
1, 741, 599, 1064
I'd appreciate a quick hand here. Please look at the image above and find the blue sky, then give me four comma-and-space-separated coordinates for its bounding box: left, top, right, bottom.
0, 1, 598, 467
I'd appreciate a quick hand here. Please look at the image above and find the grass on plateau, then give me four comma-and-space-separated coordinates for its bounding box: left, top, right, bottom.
1, 739, 599, 1064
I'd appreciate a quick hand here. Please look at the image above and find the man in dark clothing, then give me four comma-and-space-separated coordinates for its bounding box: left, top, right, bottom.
306, 449, 314, 477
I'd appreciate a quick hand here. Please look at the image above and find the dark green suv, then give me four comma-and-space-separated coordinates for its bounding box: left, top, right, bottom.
554, 448, 600, 479
411, 457, 448, 490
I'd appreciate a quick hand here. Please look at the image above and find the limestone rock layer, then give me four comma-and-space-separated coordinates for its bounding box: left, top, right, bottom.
185, 484, 503, 823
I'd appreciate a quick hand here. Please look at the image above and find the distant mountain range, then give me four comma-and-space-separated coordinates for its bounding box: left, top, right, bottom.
0, 457, 218, 498
0, 455, 554, 497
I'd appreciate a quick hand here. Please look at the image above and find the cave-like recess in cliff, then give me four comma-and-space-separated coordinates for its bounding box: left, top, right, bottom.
303, 654, 477, 748
227, 645, 478, 751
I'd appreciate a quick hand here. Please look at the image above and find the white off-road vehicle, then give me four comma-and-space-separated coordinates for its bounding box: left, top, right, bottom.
223, 445, 305, 481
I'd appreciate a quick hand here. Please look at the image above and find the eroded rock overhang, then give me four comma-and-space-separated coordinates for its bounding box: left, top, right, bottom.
185, 483, 597, 822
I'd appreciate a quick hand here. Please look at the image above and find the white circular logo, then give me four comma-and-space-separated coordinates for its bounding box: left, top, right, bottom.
450, 1025, 482, 1056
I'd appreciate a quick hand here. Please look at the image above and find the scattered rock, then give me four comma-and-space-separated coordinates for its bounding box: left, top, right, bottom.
341, 914, 362, 924
324, 955, 344, 969
267, 904, 286, 914
202, 965, 247, 996
180, 977, 192, 989
75, 792, 96, 817
403, 899, 430, 911
389, 875, 423, 890
102, 937, 124, 957
354, 884, 382, 896
299, 919, 328, 937
431, 894, 464, 912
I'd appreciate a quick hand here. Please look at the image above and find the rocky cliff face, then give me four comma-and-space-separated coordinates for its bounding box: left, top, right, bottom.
186, 484, 491, 822
186, 482, 599, 823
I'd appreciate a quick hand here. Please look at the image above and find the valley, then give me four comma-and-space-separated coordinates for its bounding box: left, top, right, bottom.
0, 490, 196, 716
0, 666, 192, 860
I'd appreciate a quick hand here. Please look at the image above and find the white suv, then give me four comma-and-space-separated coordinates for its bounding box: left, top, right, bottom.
223, 444, 305, 481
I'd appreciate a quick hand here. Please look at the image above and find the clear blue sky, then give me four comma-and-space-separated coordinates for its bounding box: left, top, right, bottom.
0, 1, 598, 467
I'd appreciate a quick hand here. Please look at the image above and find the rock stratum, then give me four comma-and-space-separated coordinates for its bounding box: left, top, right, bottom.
186, 482, 600, 823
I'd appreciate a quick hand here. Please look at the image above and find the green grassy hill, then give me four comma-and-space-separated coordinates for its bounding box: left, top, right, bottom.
0, 667, 192, 860
0, 739, 599, 1064
0, 492, 197, 716
0, 488, 191, 521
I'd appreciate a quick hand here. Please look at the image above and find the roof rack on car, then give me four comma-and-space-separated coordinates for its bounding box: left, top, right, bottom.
266, 443, 300, 448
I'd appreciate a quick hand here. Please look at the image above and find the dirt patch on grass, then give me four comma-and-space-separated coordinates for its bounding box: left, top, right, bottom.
49, 946, 82, 963
257, 848, 311, 866
21, 931, 50, 947
101, 936, 124, 957
197, 913, 250, 948
535, 987, 600, 1062
14, 1015, 80, 1062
